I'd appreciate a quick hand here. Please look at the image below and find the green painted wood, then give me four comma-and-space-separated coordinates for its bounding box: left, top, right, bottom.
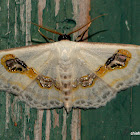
82, 0, 140, 140
0, 0, 140, 140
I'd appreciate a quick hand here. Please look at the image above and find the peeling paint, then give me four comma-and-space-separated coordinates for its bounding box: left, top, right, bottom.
45, 110, 51, 140
11, 97, 20, 123
25, 105, 30, 121
4, 31, 11, 36
23, 105, 31, 139
7, 0, 10, 32
38, 0, 46, 25
53, 110, 59, 128
78, 110, 81, 139
125, 20, 130, 31
14, 6, 18, 40
27, 135, 30, 140
20, 0, 25, 35
71, 109, 81, 140
26, 0, 31, 46
5, 93, 10, 129
34, 110, 44, 140
23, 109, 27, 139
55, 0, 60, 16
62, 109, 67, 140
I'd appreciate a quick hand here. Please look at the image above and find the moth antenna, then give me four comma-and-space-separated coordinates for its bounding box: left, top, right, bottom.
75, 25, 90, 42
30, 22, 63, 35
67, 14, 107, 35
38, 28, 55, 42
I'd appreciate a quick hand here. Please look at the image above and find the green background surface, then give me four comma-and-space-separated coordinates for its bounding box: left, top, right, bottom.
0, 0, 140, 140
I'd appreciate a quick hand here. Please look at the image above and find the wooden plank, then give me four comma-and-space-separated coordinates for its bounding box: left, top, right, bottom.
0, 0, 139, 140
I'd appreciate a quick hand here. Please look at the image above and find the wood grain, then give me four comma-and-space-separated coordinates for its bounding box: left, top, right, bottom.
0, 0, 140, 140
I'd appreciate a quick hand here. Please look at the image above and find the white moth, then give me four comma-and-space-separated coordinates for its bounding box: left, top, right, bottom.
0, 17, 140, 112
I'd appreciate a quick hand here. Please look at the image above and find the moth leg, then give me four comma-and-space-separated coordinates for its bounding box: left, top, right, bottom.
38, 28, 55, 43
75, 24, 91, 42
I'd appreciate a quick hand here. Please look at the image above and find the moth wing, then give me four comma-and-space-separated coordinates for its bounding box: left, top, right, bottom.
72, 42, 140, 108
0, 43, 63, 109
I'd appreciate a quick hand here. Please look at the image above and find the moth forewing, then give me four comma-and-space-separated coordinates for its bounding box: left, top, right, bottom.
0, 40, 140, 112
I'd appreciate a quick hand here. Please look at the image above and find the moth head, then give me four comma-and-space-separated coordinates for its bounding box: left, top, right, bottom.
58, 34, 71, 41
31, 14, 107, 42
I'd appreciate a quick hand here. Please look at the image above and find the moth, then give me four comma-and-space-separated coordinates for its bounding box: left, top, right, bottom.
0, 16, 140, 113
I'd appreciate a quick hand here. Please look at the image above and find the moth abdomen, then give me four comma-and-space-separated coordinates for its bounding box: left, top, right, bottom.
60, 72, 73, 94
58, 59, 74, 112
